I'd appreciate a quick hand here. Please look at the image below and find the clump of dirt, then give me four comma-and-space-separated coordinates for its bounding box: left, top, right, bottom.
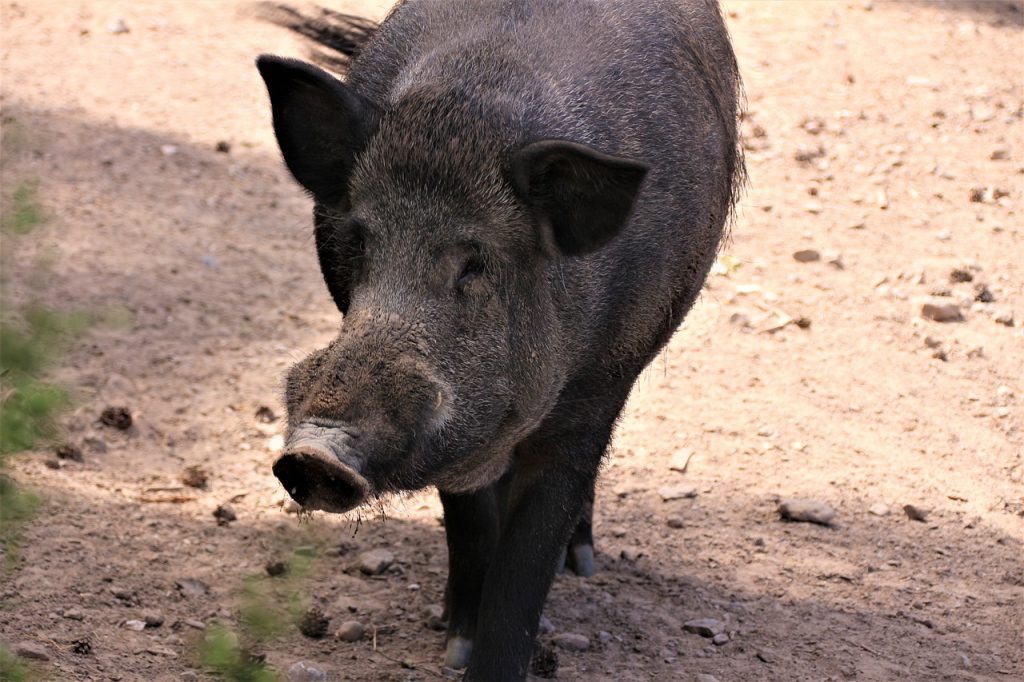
98, 406, 132, 430
298, 606, 329, 639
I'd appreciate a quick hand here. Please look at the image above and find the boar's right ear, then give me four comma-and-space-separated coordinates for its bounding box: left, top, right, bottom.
256, 55, 377, 205
511, 140, 648, 256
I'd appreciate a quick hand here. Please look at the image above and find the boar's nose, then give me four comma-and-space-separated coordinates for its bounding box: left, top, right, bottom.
273, 421, 370, 513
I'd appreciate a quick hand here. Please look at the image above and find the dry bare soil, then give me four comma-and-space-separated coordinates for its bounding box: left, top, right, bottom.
1, 1, 1022, 680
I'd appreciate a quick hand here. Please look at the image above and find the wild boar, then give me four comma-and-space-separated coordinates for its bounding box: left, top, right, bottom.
258, 1, 743, 678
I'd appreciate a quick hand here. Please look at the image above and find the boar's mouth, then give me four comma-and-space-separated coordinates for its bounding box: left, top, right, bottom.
273, 426, 371, 513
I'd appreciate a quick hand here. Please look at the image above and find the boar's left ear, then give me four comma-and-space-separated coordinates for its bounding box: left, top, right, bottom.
256, 55, 378, 205
511, 140, 648, 256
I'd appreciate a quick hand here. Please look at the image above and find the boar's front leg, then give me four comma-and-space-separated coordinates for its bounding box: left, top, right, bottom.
464, 426, 612, 681
439, 487, 500, 669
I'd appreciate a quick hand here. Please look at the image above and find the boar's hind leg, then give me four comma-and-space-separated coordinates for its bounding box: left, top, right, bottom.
439, 487, 500, 669
562, 482, 596, 577
464, 426, 613, 681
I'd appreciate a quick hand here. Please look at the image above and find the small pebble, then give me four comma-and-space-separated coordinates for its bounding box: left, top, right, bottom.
15, 641, 50, 661
123, 619, 146, 631
778, 498, 837, 526
666, 516, 685, 529
993, 310, 1014, 327
920, 300, 963, 323
213, 504, 237, 526
658, 485, 697, 501
266, 560, 288, 577
793, 249, 821, 263
215, 140, 232, 154
357, 548, 394, 575
55, 443, 84, 462
712, 633, 730, 645
538, 615, 555, 635
868, 503, 890, 517
620, 547, 642, 562
425, 605, 446, 631
109, 17, 129, 34
903, 504, 929, 522
184, 619, 205, 630
287, 660, 327, 682
175, 578, 210, 598
143, 611, 164, 627
181, 465, 209, 489
683, 618, 724, 638
552, 632, 590, 652
64, 608, 85, 621
335, 620, 364, 642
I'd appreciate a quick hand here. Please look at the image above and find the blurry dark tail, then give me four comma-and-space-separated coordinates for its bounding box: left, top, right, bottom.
254, 3, 379, 76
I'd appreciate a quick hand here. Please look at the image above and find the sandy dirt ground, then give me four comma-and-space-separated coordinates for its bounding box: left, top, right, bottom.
1, 1, 1022, 680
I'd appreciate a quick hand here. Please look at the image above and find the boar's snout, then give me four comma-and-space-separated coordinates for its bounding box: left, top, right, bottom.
273, 422, 370, 513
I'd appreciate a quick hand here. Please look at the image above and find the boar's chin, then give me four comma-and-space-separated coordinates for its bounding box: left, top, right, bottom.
434, 444, 514, 495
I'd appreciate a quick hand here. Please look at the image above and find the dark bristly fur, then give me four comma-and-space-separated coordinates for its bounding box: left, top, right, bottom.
255, 2, 381, 75
257, 2, 744, 680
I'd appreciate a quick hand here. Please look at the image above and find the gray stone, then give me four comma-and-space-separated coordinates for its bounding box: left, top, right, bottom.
357, 548, 394, 575
287, 660, 326, 682
425, 604, 446, 631
15, 641, 49, 661
658, 485, 697, 501
335, 620, 365, 642
552, 632, 590, 651
538, 615, 555, 635
778, 498, 837, 526
712, 633, 730, 645
143, 611, 165, 627
683, 618, 724, 638
695, 675, 721, 682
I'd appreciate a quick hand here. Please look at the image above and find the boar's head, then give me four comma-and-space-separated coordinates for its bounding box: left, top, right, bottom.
257, 56, 646, 513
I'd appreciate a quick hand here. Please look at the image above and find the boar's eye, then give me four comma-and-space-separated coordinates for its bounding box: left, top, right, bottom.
455, 256, 484, 290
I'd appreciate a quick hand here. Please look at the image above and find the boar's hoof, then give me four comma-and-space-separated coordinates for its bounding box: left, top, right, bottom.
566, 542, 595, 578
444, 635, 473, 670
273, 443, 369, 514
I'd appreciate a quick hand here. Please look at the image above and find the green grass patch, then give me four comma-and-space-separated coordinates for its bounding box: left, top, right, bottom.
196, 548, 321, 681
199, 626, 279, 682
0, 642, 36, 682
1, 181, 46, 236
